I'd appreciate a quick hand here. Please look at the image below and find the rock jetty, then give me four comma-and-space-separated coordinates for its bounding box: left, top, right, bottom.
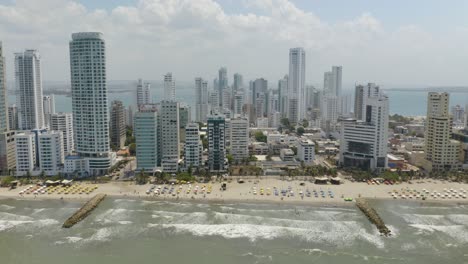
355, 198, 391, 236
62, 193, 106, 228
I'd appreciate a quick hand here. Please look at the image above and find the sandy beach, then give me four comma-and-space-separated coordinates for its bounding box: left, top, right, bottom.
1, 178, 467, 206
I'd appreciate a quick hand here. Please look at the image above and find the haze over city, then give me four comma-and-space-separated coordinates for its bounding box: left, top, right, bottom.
1, 0, 468, 87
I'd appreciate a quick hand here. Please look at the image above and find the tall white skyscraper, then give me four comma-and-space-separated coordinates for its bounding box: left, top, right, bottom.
184, 123, 202, 168
195, 77, 208, 123
50, 112, 74, 155
164, 73, 175, 101
15, 49, 44, 130
0, 42, 8, 132
43, 95, 55, 129
340, 87, 389, 171
70, 32, 113, 175
287, 47, 306, 124
136, 79, 151, 107
158, 101, 180, 172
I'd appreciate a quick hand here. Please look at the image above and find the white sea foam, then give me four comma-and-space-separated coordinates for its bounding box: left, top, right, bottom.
85, 227, 113, 242
409, 224, 468, 242
0, 212, 33, 221
118, 221, 133, 225
150, 223, 384, 248
0, 205, 15, 210
65, 236, 83, 243
0, 218, 59, 231
151, 211, 208, 224
447, 214, 468, 225
401, 214, 450, 226
94, 208, 135, 223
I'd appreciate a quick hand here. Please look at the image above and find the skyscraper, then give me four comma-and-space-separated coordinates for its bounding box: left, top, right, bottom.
134, 105, 158, 171
288, 48, 306, 124
278, 75, 288, 118
110, 100, 126, 149
195, 77, 208, 123
218, 67, 228, 107
50, 112, 74, 155
354, 83, 381, 120
15, 49, 44, 130
69, 32, 113, 175
136, 79, 151, 107
208, 114, 226, 172
184, 123, 202, 168
340, 87, 389, 171
8, 105, 17, 130
43, 95, 55, 129
158, 101, 180, 172
0, 43, 15, 175
230, 117, 249, 162
233, 73, 243, 91
0, 42, 8, 132
164, 73, 175, 101
424, 92, 461, 172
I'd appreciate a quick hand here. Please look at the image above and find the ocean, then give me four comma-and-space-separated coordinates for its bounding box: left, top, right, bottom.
0, 198, 467, 263
8, 82, 468, 118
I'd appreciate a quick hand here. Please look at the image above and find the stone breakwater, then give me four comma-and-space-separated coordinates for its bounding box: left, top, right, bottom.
62, 193, 106, 228
355, 198, 391, 236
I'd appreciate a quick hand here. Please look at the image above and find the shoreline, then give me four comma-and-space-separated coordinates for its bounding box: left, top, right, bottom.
1, 178, 467, 207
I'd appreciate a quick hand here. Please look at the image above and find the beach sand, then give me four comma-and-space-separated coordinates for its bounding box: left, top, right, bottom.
1, 178, 467, 206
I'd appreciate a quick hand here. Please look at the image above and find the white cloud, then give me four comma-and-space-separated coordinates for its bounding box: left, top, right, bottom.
0, 0, 466, 88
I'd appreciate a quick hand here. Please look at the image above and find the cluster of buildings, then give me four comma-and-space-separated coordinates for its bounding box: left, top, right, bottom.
0, 33, 122, 178
1, 32, 467, 179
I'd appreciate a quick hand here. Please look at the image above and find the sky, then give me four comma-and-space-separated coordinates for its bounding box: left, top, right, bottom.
1, 0, 468, 89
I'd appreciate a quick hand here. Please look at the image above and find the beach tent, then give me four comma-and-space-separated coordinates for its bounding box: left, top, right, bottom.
330, 177, 342, 185
61, 180, 73, 186
314, 177, 328, 185
45, 180, 61, 186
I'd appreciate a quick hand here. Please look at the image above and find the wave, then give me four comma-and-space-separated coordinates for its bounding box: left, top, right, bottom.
151, 211, 208, 224
0, 212, 33, 221
409, 224, 468, 242
149, 223, 385, 248
0, 205, 15, 210
0, 218, 59, 232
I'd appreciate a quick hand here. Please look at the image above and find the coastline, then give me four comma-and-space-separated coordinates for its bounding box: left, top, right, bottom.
1, 179, 467, 207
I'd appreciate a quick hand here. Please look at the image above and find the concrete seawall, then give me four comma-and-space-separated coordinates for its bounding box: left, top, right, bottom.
62, 193, 106, 228
356, 198, 391, 236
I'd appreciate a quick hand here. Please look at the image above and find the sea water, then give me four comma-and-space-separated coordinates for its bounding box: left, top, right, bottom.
8, 82, 468, 118
0, 198, 467, 264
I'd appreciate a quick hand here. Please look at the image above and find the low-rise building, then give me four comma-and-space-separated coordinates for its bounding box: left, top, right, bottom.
280, 148, 295, 161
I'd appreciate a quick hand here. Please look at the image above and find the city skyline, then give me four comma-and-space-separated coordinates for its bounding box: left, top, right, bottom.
1, 0, 468, 87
